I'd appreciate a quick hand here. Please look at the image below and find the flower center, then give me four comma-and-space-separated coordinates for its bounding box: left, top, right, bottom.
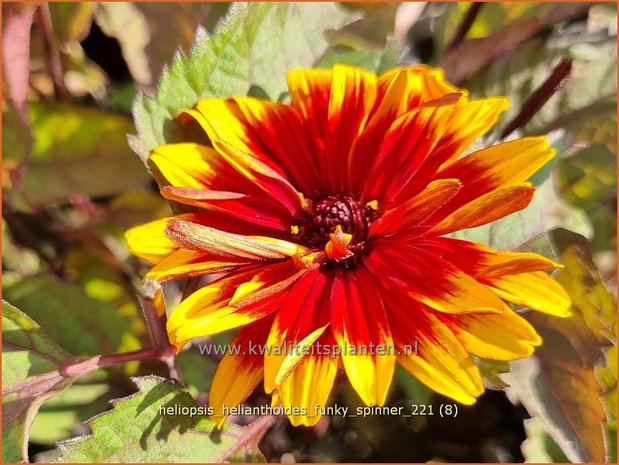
295, 194, 379, 254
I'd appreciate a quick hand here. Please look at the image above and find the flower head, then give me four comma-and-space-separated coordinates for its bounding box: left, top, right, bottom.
126, 64, 571, 426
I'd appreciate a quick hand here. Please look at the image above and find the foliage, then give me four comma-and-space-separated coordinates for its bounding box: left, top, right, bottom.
57, 376, 265, 463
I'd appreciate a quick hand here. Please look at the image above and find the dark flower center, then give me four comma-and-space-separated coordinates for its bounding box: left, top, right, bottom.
295, 194, 380, 252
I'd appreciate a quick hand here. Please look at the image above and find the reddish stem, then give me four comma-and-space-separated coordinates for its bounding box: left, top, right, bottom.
445, 3, 483, 53
35, 3, 70, 102
59, 347, 160, 378
500, 58, 573, 138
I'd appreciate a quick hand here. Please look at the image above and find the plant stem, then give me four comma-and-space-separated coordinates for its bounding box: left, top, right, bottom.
139, 281, 174, 356
444, 2, 483, 53
35, 3, 70, 102
59, 347, 160, 378
500, 58, 573, 138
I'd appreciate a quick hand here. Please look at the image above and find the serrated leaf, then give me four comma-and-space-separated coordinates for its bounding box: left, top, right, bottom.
57, 375, 267, 463
30, 377, 112, 444
502, 230, 615, 462
3, 275, 140, 357
132, 2, 357, 160
2, 301, 78, 463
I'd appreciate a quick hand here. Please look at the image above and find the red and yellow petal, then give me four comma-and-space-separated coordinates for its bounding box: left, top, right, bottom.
426, 183, 535, 236
483, 271, 572, 317
331, 268, 395, 406
390, 96, 509, 205
287, 68, 332, 167
275, 342, 339, 427
125, 216, 180, 264
438, 308, 542, 361
435, 136, 555, 209
166, 262, 305, 350
369, 179, 462, 238
349, 66, 457, 191
362, 93, 464, 203
325, 64, 377, 191
365, 243, 508, 315
387, 299, 484, 405
181, 103, 304, 215
209, 315, 274, 427
416, 237, 561, 278
232, 97, 320, 192
164, 219, 303, 260
263, 270, 331, 393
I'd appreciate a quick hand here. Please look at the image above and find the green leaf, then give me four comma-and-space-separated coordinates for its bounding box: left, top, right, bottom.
2, 301, 77, 462
557, 145, 617, 251
30, 376, 111, 444
12, 102, 151, 205
57, 375, 267, 463
131, 2, 357, 160
502, 230, 615, 462
3, 274, 141, 357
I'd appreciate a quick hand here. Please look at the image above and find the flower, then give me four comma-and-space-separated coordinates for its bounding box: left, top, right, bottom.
126, 64, 572, 427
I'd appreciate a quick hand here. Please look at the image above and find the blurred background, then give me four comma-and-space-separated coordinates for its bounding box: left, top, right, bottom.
2, 2, 617, 463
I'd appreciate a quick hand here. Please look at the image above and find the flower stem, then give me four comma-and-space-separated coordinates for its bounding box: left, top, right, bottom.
500, 58, 573, 138
140, 281, 174, 357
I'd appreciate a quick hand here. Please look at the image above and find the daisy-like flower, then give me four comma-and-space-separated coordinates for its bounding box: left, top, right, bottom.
126, 65, 571, 427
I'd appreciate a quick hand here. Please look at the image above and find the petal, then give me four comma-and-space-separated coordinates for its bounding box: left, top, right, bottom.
350, 66, 458, 191
415, 236, 561, 278
150, 143, 249, 191
390, 97, 509, 205
427, 183, 535, 236
376, 66, 459, 111
161, 186, 293, 231
361, 93, 463, 204
233, 97, 321, 192
326, 64, 377, 192
276, 346, 338, 427
145, 248, 250, 282
287, 68, 331, 167
182, 104, 303, 215
264, 270, 331, 393
209, 315, 274, 427
438, 308, 542, 361
483, 271, 572, 317
125, 217, 179, 264
369, 179, 462, 238
365, 243, 508, 315
331, 268, 395, 406
387, 300, 484, 405
166, 262, 305, 350
165, 219, 302, 259
435, 136, 555, 209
